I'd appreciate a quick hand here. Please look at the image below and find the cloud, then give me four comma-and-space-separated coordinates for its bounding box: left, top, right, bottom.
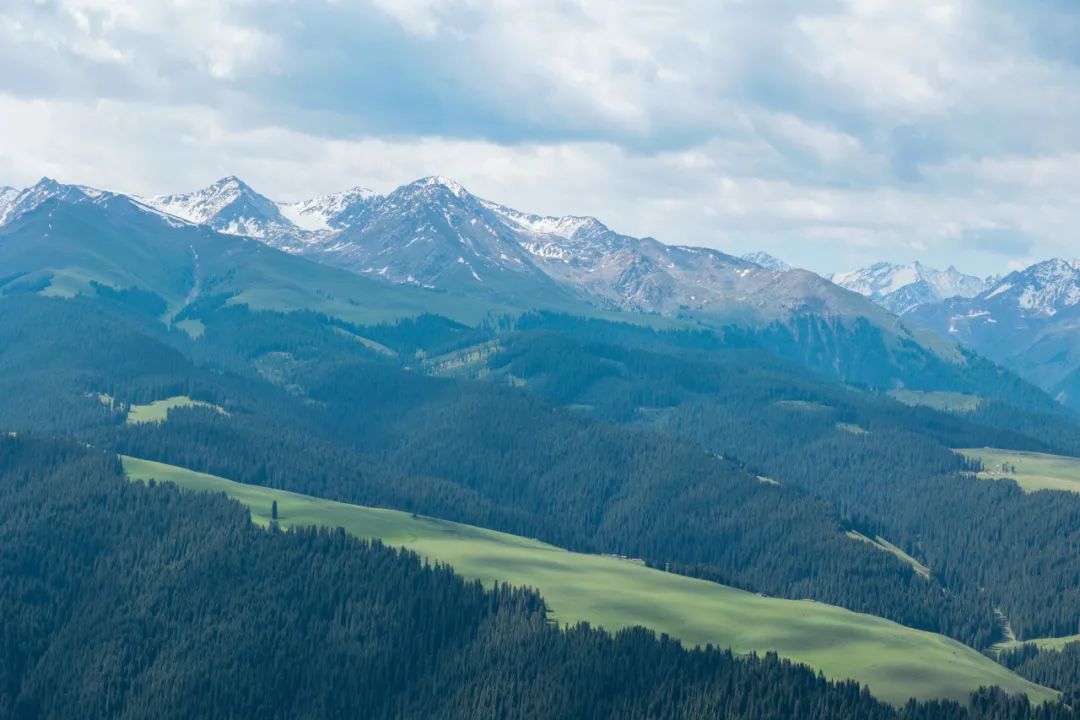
0, 1, 1078, 276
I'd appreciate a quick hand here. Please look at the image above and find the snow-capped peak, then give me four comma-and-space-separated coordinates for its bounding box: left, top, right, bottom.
280, 187, 380, 232
0, 177, 105, 226
137, 175, 317, 246
741, 251, 792, 272
980, 257, 1080, 316
480, 200, 610, 241
0, 185, 21, 223
415, 176, 469, 199
830, 261, 987, 315
142, 176, 269, 225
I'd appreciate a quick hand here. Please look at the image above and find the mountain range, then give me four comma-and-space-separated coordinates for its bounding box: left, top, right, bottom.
1, 175, 924, 330
5, 174, 1080, 409
829, 261, 991, 316
831, 258, 1080, 407
129, 175, 888, 324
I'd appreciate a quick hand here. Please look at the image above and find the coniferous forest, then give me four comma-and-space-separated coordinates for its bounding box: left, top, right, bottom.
4, 434, 1080, 720
3, 286, 1080, 716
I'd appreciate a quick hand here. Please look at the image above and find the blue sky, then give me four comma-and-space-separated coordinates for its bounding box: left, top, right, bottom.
1, 0, 1078, 275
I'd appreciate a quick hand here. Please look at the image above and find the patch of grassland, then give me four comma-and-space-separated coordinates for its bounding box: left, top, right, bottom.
125, 396, 227, 425
836, 422, 869, 435
121, 455, 1055, 707
846, 531, 931, 579
175, 318, 206, 339
888, 389, 983, 413
994, 634, 1080, 653
956, 448, 1080, 495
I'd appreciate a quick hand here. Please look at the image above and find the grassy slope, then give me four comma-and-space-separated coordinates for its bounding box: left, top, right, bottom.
125, 396, 227, 425
121, 455, 1055, 707
995, 634, 1080, 653
956, 448, 1080, 495
888, 389, 983, 413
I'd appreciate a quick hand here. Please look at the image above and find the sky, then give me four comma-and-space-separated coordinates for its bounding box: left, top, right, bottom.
1, 0, 1079, 276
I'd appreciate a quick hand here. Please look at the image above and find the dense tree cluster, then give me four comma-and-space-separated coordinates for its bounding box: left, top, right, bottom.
7, 435, 1080, 719
1000, 643, 1080, 694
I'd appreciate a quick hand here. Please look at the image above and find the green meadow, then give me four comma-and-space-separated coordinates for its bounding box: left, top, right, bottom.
888, 389, 983, 413
122, 455, 1054, 707
994, 633, 1080, 653
125, 396, 227, 425
956, 448, 1080, 495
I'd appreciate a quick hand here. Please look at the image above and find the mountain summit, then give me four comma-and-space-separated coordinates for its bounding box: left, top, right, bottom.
141, 176, 303, 247
126, 175, 872, 322
830, 261, 988, 315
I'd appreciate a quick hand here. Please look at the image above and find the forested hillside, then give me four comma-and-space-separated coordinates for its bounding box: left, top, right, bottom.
0, 295, 1007, 646
5, 435, 1080, 719
479, 316, 1080, 643
4, 279, 1080, 710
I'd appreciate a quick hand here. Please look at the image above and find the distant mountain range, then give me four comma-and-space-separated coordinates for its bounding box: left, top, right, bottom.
1, 175, 899, 327
5, 173, 1080, 409
5, 174, 1020, 402
830, 258, 1080, 407
829, 262, 991, 316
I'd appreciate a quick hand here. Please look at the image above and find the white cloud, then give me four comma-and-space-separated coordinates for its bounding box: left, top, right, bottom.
0, 1, 1078, 276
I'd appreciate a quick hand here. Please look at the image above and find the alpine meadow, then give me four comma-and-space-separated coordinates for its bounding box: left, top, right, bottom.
5, 3, 1080, 719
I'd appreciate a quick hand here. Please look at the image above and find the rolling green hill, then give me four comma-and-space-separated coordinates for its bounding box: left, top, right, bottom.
121, 455, 1055, 707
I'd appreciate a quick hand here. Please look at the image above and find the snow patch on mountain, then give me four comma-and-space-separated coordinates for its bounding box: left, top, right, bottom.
998, 258, 1080, 316
280, 187, 379, 231
143, 176, 252, 225
482, 200, 609, 241
830, 261, 988, 315
0, 186, 19, 224
141, 176, 314, 249
0, 178, 106, 226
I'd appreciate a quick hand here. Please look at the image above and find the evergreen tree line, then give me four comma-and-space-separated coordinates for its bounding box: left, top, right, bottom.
999, 643, 1080, 694
5, 434, 1080, 720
